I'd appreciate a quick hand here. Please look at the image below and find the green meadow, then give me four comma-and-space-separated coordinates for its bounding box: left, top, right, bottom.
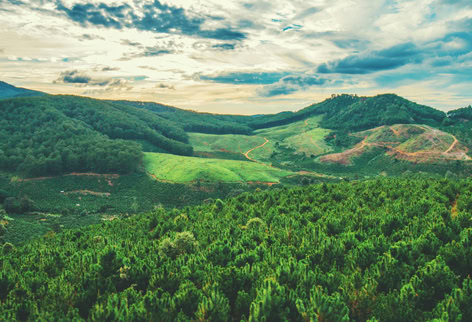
143, 152, 293, 183
189, 132, 266, 154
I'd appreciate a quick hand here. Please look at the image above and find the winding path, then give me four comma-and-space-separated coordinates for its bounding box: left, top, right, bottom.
445, 136, 459, 154
243, 137, 270, 164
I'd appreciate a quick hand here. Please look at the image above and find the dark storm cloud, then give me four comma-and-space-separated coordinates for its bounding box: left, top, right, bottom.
317, 42, 422, 74
55, 70, 128, 88
56, 0, 246, 41
56, 70, 91, 84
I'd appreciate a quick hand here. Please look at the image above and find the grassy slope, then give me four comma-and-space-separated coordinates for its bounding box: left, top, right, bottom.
255, 115, 331, 159
144, 152, 293, 183
189, 133, 265, 154
189, 115, 332, 163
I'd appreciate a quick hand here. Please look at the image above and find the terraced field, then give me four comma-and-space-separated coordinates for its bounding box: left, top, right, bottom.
143, 152, 293, 183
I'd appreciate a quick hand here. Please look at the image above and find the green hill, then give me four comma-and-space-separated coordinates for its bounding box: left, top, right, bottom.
111, 100, 253, 135
248, 94, 446, 131
144, 152, 293, 183
1, 178, 471, 320
0, 95, 193, 177
0, 81, 45, 99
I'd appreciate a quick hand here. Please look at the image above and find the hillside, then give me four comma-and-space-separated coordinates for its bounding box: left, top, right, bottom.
1, 80, 471, 183
1, 178, 471, 320
111, 100, 253, 135
0, 95, 193, 176
0, 81, 44, 99
144, 152, 293, 183
321, 124, 471, 165
247, 94, 446, 131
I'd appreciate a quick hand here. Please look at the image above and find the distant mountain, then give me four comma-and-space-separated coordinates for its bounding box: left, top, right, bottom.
0, 81, 45, 99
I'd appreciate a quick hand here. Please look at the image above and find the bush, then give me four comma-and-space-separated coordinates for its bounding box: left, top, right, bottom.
3, 196, 36, 214
3, 242, 14, 255
0, 189, 8, 204
159, 231, 197, 259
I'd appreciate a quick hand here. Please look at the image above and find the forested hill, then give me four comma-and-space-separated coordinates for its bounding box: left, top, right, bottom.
0, 81, 459, 135
0, 95, 193, 177
111, 100, 253, 135
248, 94, 447, 130
1, 178, 471, 320
111, 94, 450, 134
0, 81, 44, 99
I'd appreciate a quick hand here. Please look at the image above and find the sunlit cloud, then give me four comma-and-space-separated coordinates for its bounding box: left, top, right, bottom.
0, 0, 471, 114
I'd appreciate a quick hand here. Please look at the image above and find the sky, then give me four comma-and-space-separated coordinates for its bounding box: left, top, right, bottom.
0, 0, 471, 115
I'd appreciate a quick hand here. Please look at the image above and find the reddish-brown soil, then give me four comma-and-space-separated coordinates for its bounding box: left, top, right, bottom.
243, 137, 270, 165
321, 125, 471, 165
17, 173, 120, 182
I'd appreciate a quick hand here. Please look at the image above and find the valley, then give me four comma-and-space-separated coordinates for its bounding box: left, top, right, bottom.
2, 1, 471, 319
1, 83, 472, 321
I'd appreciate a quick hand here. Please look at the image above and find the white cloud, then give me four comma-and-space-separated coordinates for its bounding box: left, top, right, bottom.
0, 0, 470, 113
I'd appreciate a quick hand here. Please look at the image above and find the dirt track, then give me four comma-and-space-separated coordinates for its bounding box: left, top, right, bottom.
321, 124, 471, 164
243, 137, 270, 164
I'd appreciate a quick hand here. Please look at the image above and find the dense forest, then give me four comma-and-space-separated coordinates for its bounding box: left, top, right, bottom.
112, 100, 253, 135
0, 96, 193, 176
1, 178, 471, 321
1, 86, 471, 179
319, 94, 446, 131
0, 81, 44, 99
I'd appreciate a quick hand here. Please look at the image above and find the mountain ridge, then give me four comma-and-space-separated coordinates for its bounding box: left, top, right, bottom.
0, 81, 45, 99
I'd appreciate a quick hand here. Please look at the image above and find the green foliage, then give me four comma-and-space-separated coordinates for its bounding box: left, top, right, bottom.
196, 285, 230, 322
319, 94, 446, 131
1, 173, 267, 245
0, 95, 194, 176
296, 286, 349, 321
144, 152, 293, 183
1, 178, 472, 321
112, 100, 253, 135
0, 223, 6, 237
159, 231, 197, 258
2, 241, 14, 254
0, 189, 8, 203
3, 196, 35, 214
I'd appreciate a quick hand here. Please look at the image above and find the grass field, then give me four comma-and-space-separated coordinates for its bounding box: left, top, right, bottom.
189, 115, 332, 164
253, 115, 332, 160
189, 133, 266, 154
144, 152, 293, 183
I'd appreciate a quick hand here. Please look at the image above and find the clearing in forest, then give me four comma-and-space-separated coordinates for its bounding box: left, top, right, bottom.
143, 152, 293, 183
320, 124, 471, 165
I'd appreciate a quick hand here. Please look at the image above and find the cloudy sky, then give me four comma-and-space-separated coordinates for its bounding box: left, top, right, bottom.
1, 0, 471, 114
